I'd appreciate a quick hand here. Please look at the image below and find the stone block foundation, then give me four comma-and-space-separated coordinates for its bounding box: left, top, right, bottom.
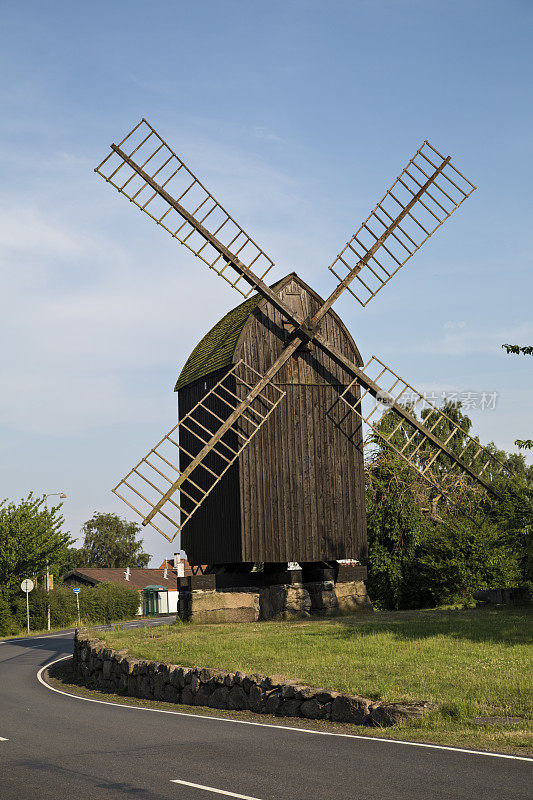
178, 579, 372, 623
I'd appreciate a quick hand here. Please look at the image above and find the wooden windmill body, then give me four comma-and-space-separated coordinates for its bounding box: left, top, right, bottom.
95, 119, 508, 611
176, 273, 366, 568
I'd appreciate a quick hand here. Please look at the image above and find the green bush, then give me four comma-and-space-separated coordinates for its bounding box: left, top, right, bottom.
366, 440, 525, 610
414, 520, 522, 606
367, 506, 523, 610
7, 582, 140, 632
10, 586, 76, 629
50, 587, 77, 626
78, 582, 140, 624
0, 595, 16, 636
11, 587, 47, 629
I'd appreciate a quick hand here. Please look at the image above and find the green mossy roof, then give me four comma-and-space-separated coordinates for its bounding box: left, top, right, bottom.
175, 277, 288, 391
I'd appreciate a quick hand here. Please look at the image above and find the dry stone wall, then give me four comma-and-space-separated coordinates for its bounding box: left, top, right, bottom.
72, 631, 434, 727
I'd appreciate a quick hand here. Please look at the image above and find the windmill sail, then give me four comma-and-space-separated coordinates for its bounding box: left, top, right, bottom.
113, 361, 285, 541
95, 119, 275, 298
334, 355, 507, 504
327, 141, 476, 308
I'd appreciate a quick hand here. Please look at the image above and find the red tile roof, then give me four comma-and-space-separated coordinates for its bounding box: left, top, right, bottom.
62, 568, 178, 591
63, 558, 205, 591
160, 558, 208, 576
159, 559, 177, 571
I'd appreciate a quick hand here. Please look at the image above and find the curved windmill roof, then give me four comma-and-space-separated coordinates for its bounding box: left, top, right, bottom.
175, 272, 362, 391
175, 275, 288, 391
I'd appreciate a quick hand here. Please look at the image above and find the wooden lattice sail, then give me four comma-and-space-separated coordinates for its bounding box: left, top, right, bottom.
113, 362, 285, 542
95, 119, 275, 297
328, 141, 476, 307
335, 356, 506, 504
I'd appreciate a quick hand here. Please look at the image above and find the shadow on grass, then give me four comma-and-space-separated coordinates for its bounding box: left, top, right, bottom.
316, 606, 532, 646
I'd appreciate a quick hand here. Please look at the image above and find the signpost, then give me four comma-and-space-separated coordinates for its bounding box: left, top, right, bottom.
21, 579, 34, 634
43, 493, 67, 630
73, 588, 81, 627
46, 559, 51, 631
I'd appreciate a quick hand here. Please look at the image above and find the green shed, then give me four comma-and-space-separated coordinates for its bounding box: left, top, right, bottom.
142, 585, 169, 616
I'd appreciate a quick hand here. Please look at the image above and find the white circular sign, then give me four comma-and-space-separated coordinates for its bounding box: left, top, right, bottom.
21, 579, 34, 593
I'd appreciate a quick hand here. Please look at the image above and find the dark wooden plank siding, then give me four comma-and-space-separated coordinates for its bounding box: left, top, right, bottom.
178, 370, 242, 565
239, 277, 363, 388
238, 384, 365, 562
236, 276, 367, 563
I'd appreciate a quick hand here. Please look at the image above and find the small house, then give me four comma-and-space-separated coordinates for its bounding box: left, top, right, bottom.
62, 553, 196, 615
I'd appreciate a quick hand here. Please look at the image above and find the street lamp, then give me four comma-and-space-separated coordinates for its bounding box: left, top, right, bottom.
44, 492, 67, 631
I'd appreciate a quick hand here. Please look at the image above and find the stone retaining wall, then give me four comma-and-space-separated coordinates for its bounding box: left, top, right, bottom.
72, 631, 434, 727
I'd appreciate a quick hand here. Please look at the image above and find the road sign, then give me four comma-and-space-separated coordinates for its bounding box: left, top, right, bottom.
20, 579, 34, 634
73, 588, 81, 627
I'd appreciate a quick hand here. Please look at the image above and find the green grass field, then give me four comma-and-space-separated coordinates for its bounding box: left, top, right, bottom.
98, 607, 533, 753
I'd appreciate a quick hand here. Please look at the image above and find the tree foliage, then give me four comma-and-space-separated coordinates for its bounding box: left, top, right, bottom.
487, 451, 533, 585
76, 512, 150, 569
0, 493, 72, 599
502, 343, 532, 450
365, 450, 429, 608
502, 344, 533, 356
365, 403, 528, 609
58, 546, 89, 574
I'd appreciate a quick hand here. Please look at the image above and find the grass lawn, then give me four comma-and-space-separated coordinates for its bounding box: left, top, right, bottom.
98, 607, 533, 754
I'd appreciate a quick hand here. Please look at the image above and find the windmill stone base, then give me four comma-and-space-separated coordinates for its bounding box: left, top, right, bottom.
177, 564, 372, 623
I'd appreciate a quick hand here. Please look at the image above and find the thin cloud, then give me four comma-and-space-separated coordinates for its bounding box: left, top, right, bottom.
253, 125, 283, 143
0, 133, 336, 439
406, 320, 533, 357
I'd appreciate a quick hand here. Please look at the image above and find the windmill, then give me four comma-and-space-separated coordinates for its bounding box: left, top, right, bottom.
95, 119, 507, 595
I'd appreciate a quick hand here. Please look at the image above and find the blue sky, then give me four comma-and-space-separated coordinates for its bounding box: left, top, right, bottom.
1, 0, 531, 566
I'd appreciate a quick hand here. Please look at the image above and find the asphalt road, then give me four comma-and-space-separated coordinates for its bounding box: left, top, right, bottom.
0, 624, 531, 800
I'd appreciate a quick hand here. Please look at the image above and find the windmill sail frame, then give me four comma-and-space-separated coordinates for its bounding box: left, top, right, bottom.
335, 355, 506, 501
328, 141, 476, 307
112, 360, 285, 541
95, 118, 276, 298
95, 118, 505, 546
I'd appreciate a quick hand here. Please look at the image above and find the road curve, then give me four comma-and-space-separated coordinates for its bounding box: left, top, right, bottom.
0, 627, 531, 800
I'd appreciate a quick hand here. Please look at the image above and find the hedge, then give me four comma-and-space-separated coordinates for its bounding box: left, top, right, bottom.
1, 582, 140, 634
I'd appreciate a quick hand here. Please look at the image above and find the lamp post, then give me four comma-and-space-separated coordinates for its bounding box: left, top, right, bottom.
44, 492, 67, 631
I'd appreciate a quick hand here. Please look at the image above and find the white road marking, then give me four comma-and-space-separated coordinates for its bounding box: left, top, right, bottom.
170, 779, 262, 798
0, 632, 73, 645
38, 656, 533, 763
0, 618, 168, 645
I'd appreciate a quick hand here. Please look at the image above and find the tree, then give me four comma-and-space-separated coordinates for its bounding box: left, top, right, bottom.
502, 344, 532, 450
0, 493, 72, 599
365, 402, 524, 608
499, 343, 533, 586
58, 546, 88, 575
78, 512, 150, 568
487, 449, 533, 587
365, 447, 429, 608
